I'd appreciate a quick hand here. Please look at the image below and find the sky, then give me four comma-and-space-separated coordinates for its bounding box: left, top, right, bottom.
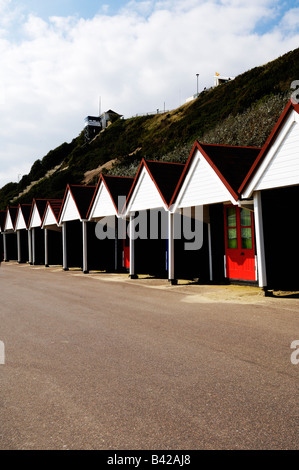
0, 0, 299, 189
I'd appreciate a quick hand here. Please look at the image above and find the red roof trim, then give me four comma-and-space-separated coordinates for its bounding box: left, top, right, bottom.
28, 198, 45, 227
86, 174, 105, 219
40, 202, 51, 226
87, 174, 135, 218
4, 206, 18, 231
169, 142, 205, 208
40, 199, 63, 226
123, 158, 147, 213
143, 160, 170, 207
102, 177, 119, 214
169, 141, 248, 207
16, 203, 32, 229
29, 198, 60, 228
58, 184, 71, 223
238, 99, 299, 194
58, 184, 96, 222
197, 143, 240, 201
3, 208, 8, 231
124, 158, 185, 213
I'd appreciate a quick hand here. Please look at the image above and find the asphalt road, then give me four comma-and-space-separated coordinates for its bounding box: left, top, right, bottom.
0, 262, 298, 450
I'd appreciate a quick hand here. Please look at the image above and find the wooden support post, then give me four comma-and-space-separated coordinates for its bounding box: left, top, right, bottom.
28, 230, 32, 265
114, 216, 118, 272
168, 211, 177, 285
82, 220, 88, 274
253, 191, 267, 288
32, 228, 36, 265
17, 230, 21, 263
62, 223, 68, 271
129, 213, 137, 279
208, 222, 213, 282
3, 233, 8, 262
44, 228, 49, 267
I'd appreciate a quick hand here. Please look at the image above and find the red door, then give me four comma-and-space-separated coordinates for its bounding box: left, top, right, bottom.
224, 205, 256, 281
123, 222, 130, 269
123, 242, 130, 268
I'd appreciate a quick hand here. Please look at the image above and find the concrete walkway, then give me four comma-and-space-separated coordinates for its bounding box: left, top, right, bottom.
0, 262, 298, 450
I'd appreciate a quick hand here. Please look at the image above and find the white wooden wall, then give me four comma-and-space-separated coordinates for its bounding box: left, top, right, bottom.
174, 150, 235, 210
89, 184, 117, 219
60, 192, 81, 222
43, 205, 58, 228
128, 167, 166, 213
255, 113, 299, 191
4, 212, 14, 231
30, 204, 42, 228
15, 210, 27, 230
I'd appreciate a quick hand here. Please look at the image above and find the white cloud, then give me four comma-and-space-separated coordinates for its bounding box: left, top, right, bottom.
0, 0, 299, 189
120, 0, 155, 16
279, 7, 299, 32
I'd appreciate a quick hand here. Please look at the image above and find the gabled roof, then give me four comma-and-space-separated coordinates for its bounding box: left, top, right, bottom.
41, 199, 63, 227
87, 174, 134, 218
48, 199, 63, 221
170, 141, 261, 207
106, 109, 122, 116
28, 199, 49, 228
15, 204, 32, 230
125, 159, 185, 212
29, 198, 66, 228
239, 99, 299, 195
4, 206, 18, 231
58, 184, 96, 223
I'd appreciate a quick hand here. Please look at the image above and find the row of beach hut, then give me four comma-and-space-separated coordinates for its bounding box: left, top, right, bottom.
1, 99, 299, 290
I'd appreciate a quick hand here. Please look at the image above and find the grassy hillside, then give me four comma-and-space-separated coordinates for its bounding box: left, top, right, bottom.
0, 47, 299, 209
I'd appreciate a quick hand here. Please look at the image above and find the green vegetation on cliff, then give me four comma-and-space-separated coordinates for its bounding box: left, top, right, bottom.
1, 47, 299, 209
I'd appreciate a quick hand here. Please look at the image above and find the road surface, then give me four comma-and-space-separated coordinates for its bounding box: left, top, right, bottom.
0, 262, 298, 450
